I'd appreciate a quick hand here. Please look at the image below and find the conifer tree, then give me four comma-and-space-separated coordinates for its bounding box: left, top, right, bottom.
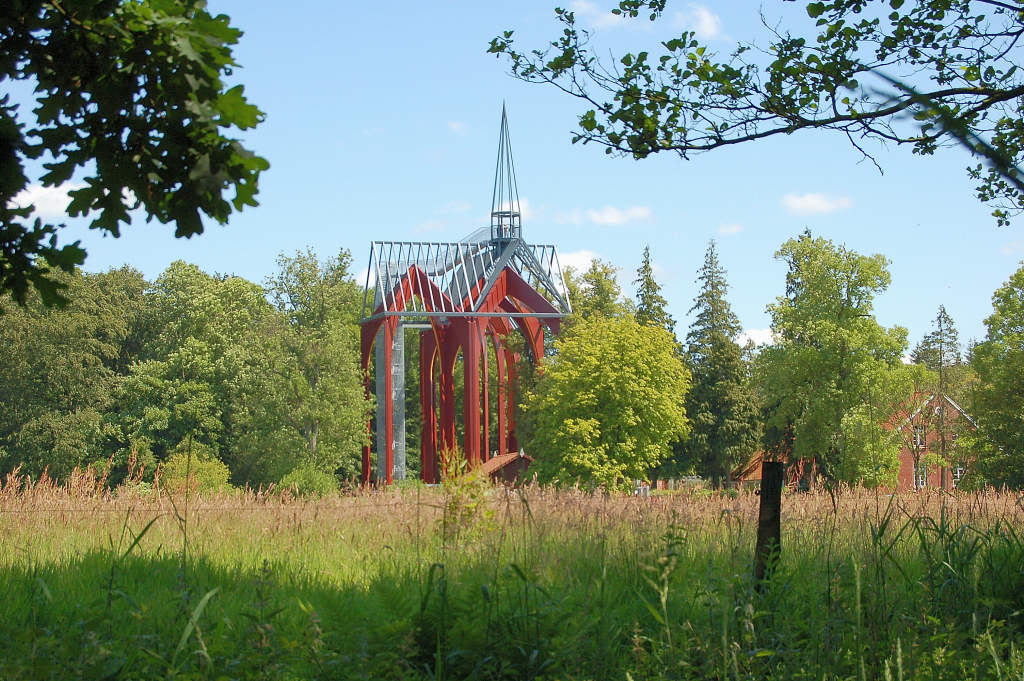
911, 306, 974, 488
912, 305, 961, 376
634, 246, 675, 335
680, 241, 760, 488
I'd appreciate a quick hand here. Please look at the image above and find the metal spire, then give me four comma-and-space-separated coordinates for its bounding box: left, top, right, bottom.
490, 104, 521, 243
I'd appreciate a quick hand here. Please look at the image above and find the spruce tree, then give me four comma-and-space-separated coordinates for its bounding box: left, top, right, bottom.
911, 306, 970, 488
912, 305, 961, 376
681, 241, 761, 488
634, 246, 675, 335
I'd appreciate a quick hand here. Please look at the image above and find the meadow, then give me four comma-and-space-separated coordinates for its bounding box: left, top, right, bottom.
1, 469, 1023, 680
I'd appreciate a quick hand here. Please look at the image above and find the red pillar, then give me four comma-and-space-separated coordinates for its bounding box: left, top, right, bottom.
495, 338, 507, 457
462, 319, 482, 467
507, 351, 519, 453
359, 320, 382, 486
482, 331, 490, 462
420, 330, 438, 484
439, 328, 458, 456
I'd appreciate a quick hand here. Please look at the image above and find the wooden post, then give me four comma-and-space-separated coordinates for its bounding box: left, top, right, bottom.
754, 461, 784, 587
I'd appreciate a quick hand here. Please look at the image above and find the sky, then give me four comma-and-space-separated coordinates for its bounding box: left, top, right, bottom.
10, 1, 1024, 350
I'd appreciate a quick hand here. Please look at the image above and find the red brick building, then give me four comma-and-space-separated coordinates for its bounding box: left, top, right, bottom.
729, 393, 976, 492
895, 393, 976, 492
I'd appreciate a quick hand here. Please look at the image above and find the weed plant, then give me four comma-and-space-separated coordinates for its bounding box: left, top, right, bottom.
1, 465, 1023, 679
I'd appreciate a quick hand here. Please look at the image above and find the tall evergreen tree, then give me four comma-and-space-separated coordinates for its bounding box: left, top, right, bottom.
912, 305, 961, 377
911, 306, 975, 488
634, 246, 675, 335
680, 241, 761, 488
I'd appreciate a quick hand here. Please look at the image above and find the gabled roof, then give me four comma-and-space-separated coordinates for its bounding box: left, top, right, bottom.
902, 393, 977, 429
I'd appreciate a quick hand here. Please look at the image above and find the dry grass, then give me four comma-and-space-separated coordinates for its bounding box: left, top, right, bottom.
2, 467, 1024, 679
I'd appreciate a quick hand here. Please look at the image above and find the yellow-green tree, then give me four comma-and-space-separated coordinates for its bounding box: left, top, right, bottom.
525, 314, 689, 488
755, 232, 909, 487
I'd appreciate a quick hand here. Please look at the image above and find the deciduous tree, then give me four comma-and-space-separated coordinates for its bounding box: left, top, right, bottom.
266, 248, 371, 479
490, 0, 1024, 224
525, 313, 689, 488
1, 1, 267, 305
755, 232, 909, 486
968, 263, 1024, 487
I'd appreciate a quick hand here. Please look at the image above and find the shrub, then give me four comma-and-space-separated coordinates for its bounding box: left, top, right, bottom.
279, 465, 338, 496
159, 441, 231, 493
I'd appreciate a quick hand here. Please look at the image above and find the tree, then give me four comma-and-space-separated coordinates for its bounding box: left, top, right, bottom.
490, 0, 1024, 224
968, 263, 1024, 487
912, 305, 961, 375
634, 245, 675, 334
1, 1, 267, 305
266, 248, 371, 478
910, 305, 977, 487
754, 232, 909, 486
525, 313, 689, 488
564, 258, 629, 320
0, 266, 146, 479
108, 261, 300, 485
680, 241, 760, 487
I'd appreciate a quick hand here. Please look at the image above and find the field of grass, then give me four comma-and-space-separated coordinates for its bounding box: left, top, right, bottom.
2, 469, 1024, 680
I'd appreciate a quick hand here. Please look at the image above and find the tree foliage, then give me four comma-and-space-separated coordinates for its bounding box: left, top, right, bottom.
0, 249, 369, 488
680, 241, 760, 487
634, 245, 675, 334
564, 258, 629, 321
490, 0, 1024, 224
0, 266, 146, 478
969, 263, 1024, 487
1, 1, 267, 305
266, 248, 370, 477
525, 313, 689, 488
755, 232, 909, 486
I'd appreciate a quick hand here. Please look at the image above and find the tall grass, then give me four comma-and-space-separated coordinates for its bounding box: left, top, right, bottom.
1, 467, 1023, 679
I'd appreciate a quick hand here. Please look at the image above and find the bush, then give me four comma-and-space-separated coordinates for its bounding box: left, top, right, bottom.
159, 441, 231, 493
279, 465, 338, 496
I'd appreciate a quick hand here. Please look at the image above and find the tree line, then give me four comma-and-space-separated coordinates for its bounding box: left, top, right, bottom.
0, 250, 369, 492
2, 232, 1024, 491
525, 232, 1024, 490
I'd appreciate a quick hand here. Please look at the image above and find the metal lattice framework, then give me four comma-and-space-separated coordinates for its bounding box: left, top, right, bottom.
361, 237, 570, 321
359, 107, 571, 485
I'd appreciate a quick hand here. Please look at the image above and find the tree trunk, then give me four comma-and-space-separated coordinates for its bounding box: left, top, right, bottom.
755, 461, 784, 589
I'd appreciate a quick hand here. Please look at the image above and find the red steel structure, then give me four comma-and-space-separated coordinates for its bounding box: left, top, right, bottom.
359, 108, 571, 485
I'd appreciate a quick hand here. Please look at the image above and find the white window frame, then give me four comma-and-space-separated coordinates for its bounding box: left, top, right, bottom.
915, 462, 927, 491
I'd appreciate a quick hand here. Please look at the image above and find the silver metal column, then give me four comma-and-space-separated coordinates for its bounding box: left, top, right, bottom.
375, 324, 406, 481
392, 323, 406, 480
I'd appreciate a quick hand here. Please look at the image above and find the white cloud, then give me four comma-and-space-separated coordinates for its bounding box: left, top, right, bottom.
672, 4, 726, 41
439, 201, 472, 214
356, 266, 372, 288
585, 205, 651, 225
718, 222, 743, 235
651, 262, 678, 281
781, 192, 853, 215
9, 183, 87, 217
569, 0, 629, 28
552, 208, 583, 225
737, 328, 775, 346
412, 219, 448, 234
559, 249, 602, 273
447, 120, 468, 134
1001, 240, 1024, 254
901, 354, 914, 365
492, 197, 538, 221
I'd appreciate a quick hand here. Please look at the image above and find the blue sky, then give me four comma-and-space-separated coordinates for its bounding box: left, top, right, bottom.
11, 1, 1024, 349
